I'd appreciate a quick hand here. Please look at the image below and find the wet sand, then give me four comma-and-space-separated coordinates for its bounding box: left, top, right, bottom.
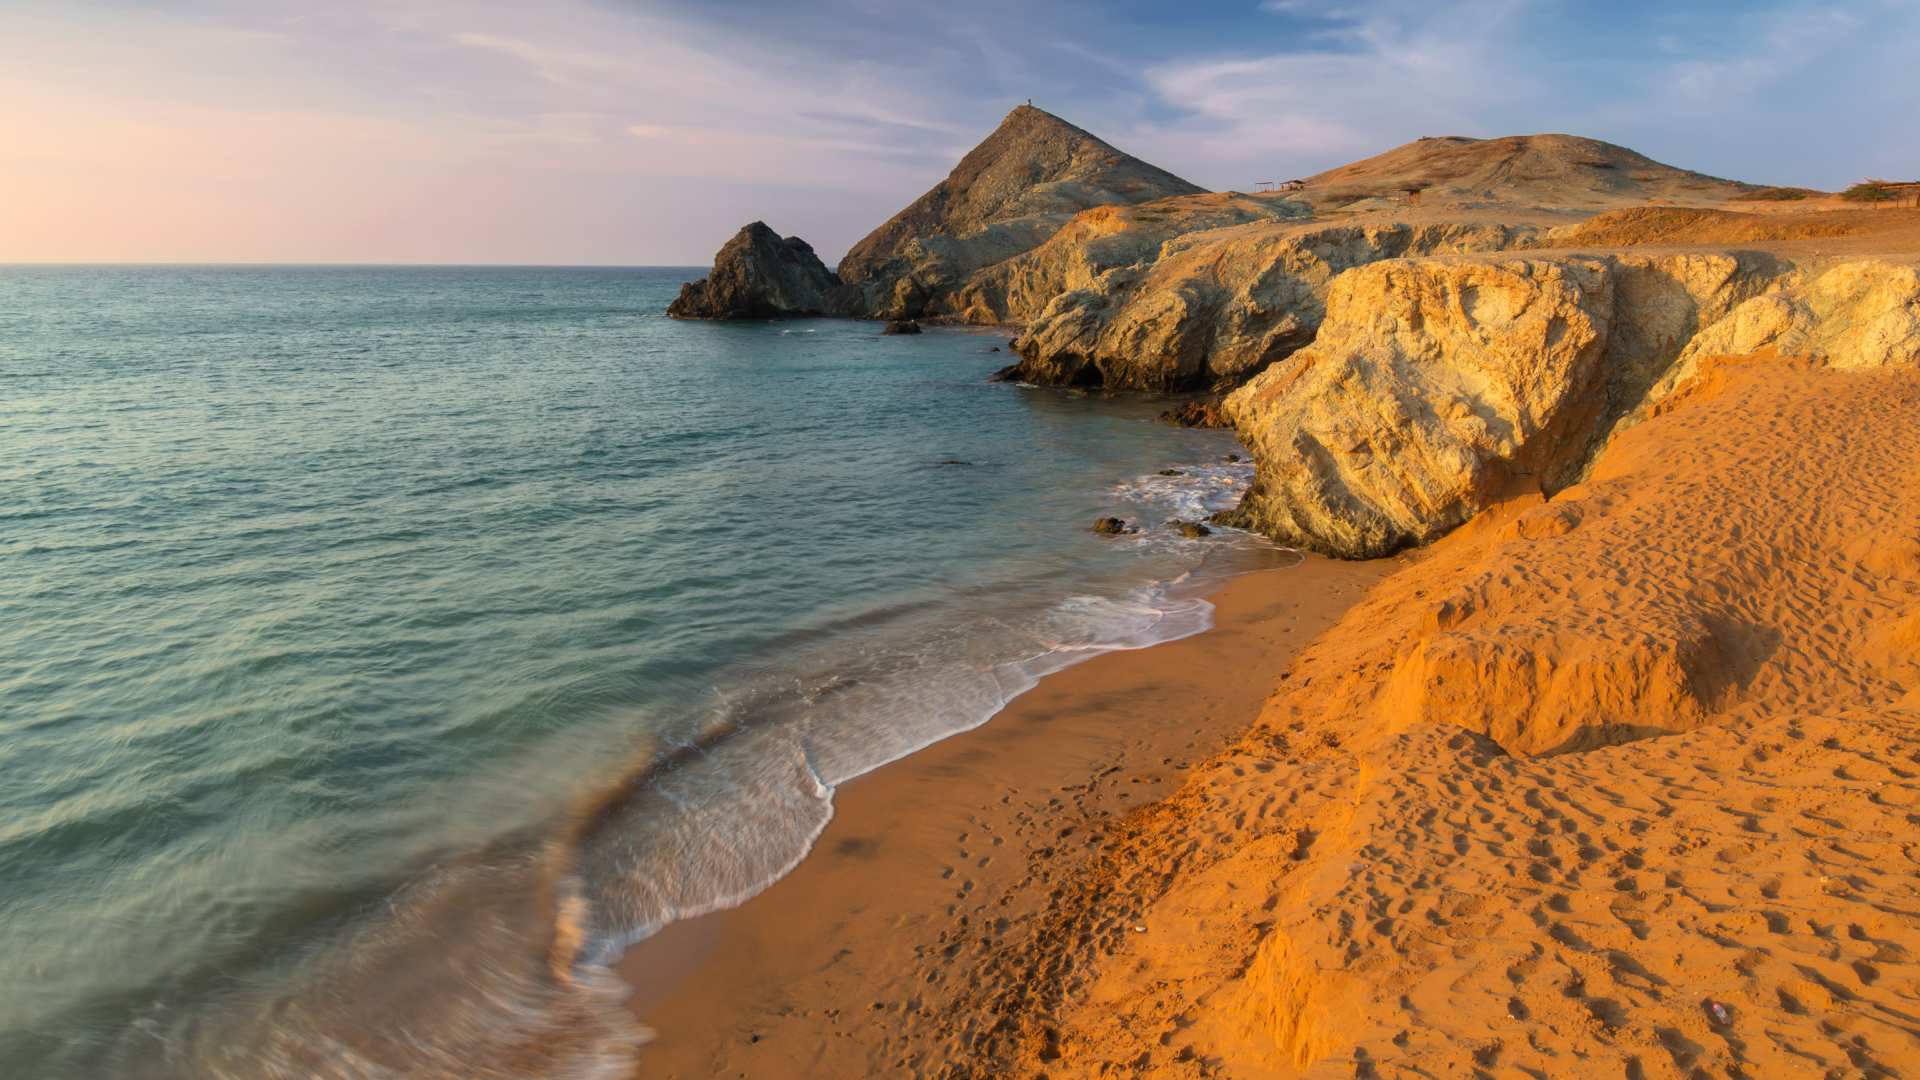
619, 550, 1391, 1077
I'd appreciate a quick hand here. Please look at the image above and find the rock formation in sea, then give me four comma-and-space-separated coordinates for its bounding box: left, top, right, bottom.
667, 222, 853, 319
670, 105, 1201, 322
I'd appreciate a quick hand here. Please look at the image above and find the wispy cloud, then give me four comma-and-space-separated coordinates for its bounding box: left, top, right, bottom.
0, 0, 1915, 263
450, 31, 623, 84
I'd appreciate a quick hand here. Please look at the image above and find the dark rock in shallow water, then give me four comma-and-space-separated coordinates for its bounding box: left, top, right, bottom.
1091, 516, 1135, 536
1169, 520, 1213, 539
882, 319, 923, 335
668, 222, 855, 320
1157, 399, 1232, 429
988, 363, 1025, 383
989, 345, 1001, 353
1157, 468, 1183, 477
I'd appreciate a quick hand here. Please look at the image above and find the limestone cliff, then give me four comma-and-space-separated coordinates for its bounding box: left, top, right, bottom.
1221, 257, 1619, 557
837, 105, 1204, 319
668, 222, 852, 319
1002, 218, 1529, 391
1643, 260, 1920, 392
1220, 253, 1920, 557
989, 134, 1764, 391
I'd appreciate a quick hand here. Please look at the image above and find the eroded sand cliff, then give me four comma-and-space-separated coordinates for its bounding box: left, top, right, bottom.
917, 354, 1920, 1078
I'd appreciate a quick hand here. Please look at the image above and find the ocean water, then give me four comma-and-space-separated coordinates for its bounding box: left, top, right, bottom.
0, 265, 1274, 1077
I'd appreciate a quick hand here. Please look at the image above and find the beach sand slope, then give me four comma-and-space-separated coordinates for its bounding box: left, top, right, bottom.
622, 553, 1388, 1077
986, 354, 1920, 1077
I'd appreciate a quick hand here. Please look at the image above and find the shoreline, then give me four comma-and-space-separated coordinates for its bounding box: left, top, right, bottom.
617, 551, 1393, 1076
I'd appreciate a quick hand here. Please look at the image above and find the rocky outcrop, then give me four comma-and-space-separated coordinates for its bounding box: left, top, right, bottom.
938, 193, 1303, 326
1638, 260, 1920, 407
1221, 257, 1618, 557
837, 105, 1204, 319
1219, 253, 1920, 557
1003, 220, 1529, 391
667, 222, 853, 319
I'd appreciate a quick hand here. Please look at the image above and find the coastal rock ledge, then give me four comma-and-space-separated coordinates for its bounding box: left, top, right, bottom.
1219, 254, 1920, 558
667, 221, 854, 319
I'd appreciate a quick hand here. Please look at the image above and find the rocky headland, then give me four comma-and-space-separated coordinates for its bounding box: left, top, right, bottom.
647, 106, 1920, 1077
672, 105, 1920, 559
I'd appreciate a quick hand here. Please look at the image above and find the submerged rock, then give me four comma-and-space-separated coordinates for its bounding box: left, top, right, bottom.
1157, 400, 1231, 428
1169, 520, 1212, 539
882, 319, 922, 335
1091, 516, 1135, 536
668, 222, 854, 320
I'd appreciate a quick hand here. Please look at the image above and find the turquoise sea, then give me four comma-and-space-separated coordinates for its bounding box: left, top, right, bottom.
0, 266, 1271, 1077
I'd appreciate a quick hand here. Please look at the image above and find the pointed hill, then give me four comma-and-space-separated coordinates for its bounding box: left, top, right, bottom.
835, 105, 1205, 315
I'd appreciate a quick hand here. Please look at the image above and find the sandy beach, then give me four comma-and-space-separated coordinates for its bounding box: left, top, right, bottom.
622, 351, 1920, 1077
620, 550, 1391, 1076
18, 10, 1920, 1078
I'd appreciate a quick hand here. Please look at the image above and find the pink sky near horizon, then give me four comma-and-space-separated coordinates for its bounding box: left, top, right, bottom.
1, 2, 966, 264
4, 0, 1915, 266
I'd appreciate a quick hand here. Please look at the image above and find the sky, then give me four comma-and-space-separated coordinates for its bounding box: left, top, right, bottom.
3, 0, 1917, 265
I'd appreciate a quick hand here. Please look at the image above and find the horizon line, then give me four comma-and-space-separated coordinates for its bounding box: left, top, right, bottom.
0, 260, 713, 270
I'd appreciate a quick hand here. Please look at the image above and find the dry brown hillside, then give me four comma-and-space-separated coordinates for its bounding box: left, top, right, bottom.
1545, 204, 1920, 252
1294, 133, 1754, 211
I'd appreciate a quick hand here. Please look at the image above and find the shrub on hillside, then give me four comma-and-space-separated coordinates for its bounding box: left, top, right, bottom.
1744, 186, 1822, 201
1843, 181, 1900, 203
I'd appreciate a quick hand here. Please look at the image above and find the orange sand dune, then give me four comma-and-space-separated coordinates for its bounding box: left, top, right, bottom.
937, 355, 1920, 1077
